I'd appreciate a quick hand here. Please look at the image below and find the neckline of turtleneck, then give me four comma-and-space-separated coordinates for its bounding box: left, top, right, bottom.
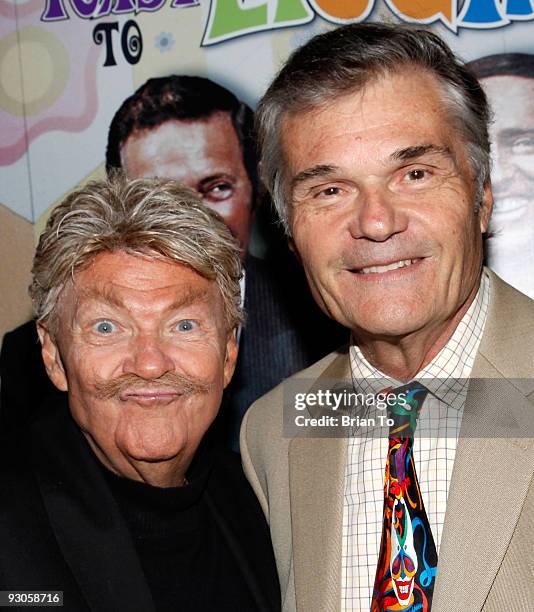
98, 460, 213, 537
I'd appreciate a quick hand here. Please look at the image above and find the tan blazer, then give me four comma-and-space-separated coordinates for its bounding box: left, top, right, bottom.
241, 271, 534, 612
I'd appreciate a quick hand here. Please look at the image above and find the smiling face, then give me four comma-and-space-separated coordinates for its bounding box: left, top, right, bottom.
39, 251, 237, 485
282, 70, 492, 345
481, 75, 534, 298
120, 113, 254, 257
390, 498, 418, 606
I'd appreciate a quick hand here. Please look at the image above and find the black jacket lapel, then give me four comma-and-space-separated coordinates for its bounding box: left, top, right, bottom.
198, 450, 281, 612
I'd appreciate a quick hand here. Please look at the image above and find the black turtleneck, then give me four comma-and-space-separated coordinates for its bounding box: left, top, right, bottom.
100, 459, 257, 611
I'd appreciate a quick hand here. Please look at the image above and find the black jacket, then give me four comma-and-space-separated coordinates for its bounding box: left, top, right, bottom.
0, 399, 280, 612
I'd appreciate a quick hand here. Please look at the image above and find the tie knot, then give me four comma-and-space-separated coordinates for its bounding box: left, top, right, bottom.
382, 381, 429, 438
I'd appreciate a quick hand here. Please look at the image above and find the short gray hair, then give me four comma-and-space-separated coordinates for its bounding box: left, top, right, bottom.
256, 23, 491, 233
30, 175, 243, 332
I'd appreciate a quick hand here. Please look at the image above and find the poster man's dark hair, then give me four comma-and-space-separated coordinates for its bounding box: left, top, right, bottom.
106, 75, 258, 198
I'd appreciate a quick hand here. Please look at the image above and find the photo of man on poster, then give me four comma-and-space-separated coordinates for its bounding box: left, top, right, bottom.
468, 53, 534, 300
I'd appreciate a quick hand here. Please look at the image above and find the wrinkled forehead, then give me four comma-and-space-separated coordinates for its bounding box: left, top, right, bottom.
279, 72, 468, 174
70, 282, 213, 313
56, 251, 219, 319
279, 69, 458, 151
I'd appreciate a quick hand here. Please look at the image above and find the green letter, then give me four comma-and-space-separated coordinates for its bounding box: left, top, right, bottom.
202, 0, 313, 45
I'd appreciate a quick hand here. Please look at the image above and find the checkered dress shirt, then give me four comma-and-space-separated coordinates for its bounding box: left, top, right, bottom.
341, 272, 490, 611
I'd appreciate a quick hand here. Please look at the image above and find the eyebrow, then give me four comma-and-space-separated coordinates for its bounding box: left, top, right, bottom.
164, 289, 211, 313
390, 144, 453, 162
75, 285, 211, 313
290, 164, 340, 189
289, 144, 455, 192
500, 128, 534, 141
198, 173, 235, 188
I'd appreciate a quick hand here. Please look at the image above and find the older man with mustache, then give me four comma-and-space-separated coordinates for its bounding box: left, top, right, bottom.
0, 177, 279, 611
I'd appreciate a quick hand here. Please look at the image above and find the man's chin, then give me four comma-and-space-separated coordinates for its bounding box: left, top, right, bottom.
116, 422, 189, 463
347, 306, 430, 339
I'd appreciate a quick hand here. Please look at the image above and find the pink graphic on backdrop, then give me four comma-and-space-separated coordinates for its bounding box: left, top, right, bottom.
0, 2, 101, 166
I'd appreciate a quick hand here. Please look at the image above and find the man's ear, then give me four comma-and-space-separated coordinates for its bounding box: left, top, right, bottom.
37, 322, 68, 392
223, 330, 239, 389
478, 181, 494, 234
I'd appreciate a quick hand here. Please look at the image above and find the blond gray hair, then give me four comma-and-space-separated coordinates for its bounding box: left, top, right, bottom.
30, 176, 243, 332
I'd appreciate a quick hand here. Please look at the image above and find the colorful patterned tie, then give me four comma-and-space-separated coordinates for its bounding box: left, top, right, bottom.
371, 382, 438, 612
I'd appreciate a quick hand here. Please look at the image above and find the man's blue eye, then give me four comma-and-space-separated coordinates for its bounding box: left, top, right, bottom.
94, 321, 116, 334
177, 320, 196, 332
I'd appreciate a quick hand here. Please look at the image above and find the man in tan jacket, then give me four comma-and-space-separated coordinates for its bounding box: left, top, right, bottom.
241, 23, 534, 612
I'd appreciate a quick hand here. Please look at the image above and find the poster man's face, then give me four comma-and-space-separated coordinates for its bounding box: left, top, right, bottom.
121, 113, 254, 257
482, 75, 534, 298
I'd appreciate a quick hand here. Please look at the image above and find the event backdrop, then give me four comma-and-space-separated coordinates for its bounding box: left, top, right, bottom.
2, 0, 534, 338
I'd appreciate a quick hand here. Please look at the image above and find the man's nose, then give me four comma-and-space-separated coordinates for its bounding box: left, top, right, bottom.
348, 185, 407, 241
122, 334, 175, 379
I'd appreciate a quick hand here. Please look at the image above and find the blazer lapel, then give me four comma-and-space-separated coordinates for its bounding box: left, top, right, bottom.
31, 406, 155, 612
432, 354, 534, 612
289, 351, 351, 612
202, 488, 279, 611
